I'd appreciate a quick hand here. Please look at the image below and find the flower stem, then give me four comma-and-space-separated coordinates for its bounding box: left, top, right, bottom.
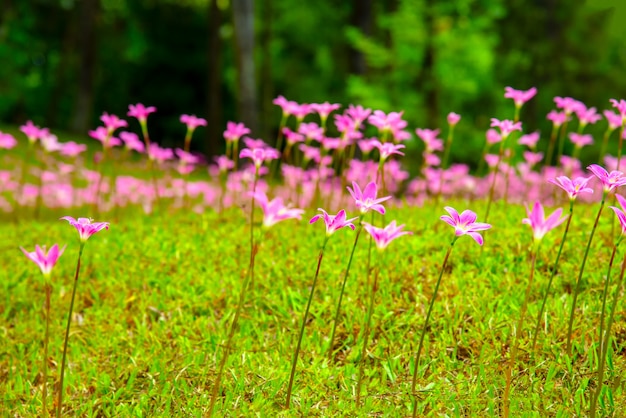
484, 138, 507, 224
435, 127, 455, 205
411, 240, 455, 418
285, 238, 329, 409
598, 129, 612, 166
42, 282, 51, 417
566, 193, 606, 355
328, 222, 363, 361
590, 252, 626, 417
208, 241, 259, 416
531, 200, 574, 350
57, 244, 84, 418
596, 237, 622, 364
503, 245, 538, 418
356, 259, 381, 406
248, 172, 259, 288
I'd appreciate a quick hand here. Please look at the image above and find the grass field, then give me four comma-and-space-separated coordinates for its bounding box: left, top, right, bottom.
2, 196, 625, 416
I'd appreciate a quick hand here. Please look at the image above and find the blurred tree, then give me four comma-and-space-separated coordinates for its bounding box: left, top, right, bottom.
232, 0, 257, 134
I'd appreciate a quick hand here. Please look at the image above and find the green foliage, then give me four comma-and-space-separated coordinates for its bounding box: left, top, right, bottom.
1, 0, 626, 159
2, 201, 626, 415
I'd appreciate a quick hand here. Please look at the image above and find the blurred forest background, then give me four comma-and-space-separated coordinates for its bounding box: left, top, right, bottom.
1, 0, 625, 164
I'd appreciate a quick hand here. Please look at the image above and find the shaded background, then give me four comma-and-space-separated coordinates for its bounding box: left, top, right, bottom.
1, 0, 625, 165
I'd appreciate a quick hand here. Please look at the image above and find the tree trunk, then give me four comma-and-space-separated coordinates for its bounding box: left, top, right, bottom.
232, 0, 258, 134
70, 0, 98, 133
258, 0, 273, 142
349, 0, 372, 75
206, 0, 223, 157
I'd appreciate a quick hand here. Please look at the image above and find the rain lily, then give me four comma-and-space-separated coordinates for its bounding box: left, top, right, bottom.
286, 207, 356, 408
60, 216, 109, 243
587, 164, 626, 193
57, 216, 110, 416
522, 201, 567, 242
548, 176, 594, 200
127, 103, 157, 123
362, 220, 411, 250
20, 244, 66, 278
180, 114, 207, 131
21, 243, 65, 417
546, 110, 569, 127
490, 118, 522, 138
100, 112, 127, 134
447, 112, 461, 126
310, 208, 357, 236
440, 206, 492, 245
251, 191, 304, 228
505, 200, 564, 417
347, 181, 392, 215
240, 147, 280, 169
504, 86, 537, 108
565, 164, 622, 355
569, 133, 593, 148
555, 96, 585, 115
412, 207, 490, 417
356, 220, 411, 405
610, 98, 626, 121
0, 132, 17, 149
591, 193, 626, 416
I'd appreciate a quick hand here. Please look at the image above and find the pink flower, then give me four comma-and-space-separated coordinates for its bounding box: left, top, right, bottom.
547, 110, 570, 127
283, 127, 305, 145
214, 155, 235, 173
504, 86, 537, 107
40, 133, 64, 153
60, 141, 87, 157
60, 216, 109, 243
610, 194, 626, 234
273, 95, 299, 117
223, 121, 251, 143
610, 98, 626, 120
20, 121, 45, 142
312, 102, 341, 119
416, 129, 443, 151
298, 123, 324, 141
358, 138, 379, 155
604, 110, 622, 131
100, 112, 128, 133
299, 144, 321, 163
518, 132, 540, 148
362, 220, 411, 250
148, 143, 174, 162
588, 164, 626, 193
490, 118, 522, 138
250, 191, 304, 228
447, 112, 461, 126
242, 137, 269, 150
523, 151, 543, 166
127, 103, 157, 123
292, 103, 312, 120
180, 114, 207, 131
548, 176, 594, 200
119, 131, 145, 153
554, 97, 585, 115
373, 141, 405, 160
20, 244, 66, 277
522, 201, 567, 241
310, 208, 358, 236
240, 147, 280, 168
440, 207, 491, 246
486, 129, 502, 145
0, 132, 17, 149
575, 106, 602, 126
345, 104, 372, 127
175, 149, 202, 165
569, 133, 594, 148
347, 181, 392, 215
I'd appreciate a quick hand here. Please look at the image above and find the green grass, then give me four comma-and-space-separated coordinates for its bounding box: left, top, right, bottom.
1, 199, 626, 416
